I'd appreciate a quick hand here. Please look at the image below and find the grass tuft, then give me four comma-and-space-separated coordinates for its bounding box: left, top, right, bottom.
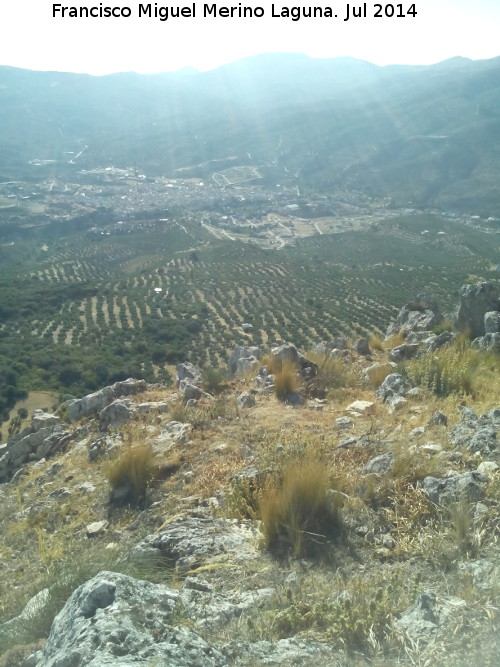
104, 443, 157, 505
274, 362, 301, 402
258, 458, 342, 557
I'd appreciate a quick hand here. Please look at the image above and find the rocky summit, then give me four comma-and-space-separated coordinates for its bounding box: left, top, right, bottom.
0, 282, 499, 667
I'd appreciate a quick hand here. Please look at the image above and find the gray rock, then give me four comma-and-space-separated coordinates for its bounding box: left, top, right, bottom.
136, 401, 169, 415
354, 338, 370, 356
98, 398, 136, 431
395, 591, 465, 643
30, 410, 61, 432
312, 337, 349, 354
175, 362, 202, 386
429, 412, 448, 426
363, 452, 394, 474
427, 331, 455, 351
65, 378, 148, 422
227, 346, 262, 377
237, 392, 256, 409
0, 422, 75, 483
471, 332, 500, 353
422, 471, 489, 505
270, 343, 317, 378
376, 373, 411, 402
458, 560, 499, 592
454, 281, 500, 338
386, 293, 443, 339
155, 421, 192, 449
36, 571, 227, 667
179, 381, 210, 401
388, 343, 420, 363
133, 515, 259, 571
484, 310, 500, 334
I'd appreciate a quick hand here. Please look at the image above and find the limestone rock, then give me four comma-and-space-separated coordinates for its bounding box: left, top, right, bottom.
237, 392, 256, 409
388, 343, 420, 363
484, 310, 500, 334
65, 378, 148, 422
175, 362, 202, 386
395, 591, 465, 643
270, 343, 317, 378
133, 515, 259, 571
454, 281, 500, 338
386, 293, 443, 339
346, 400, 374, 415
227, 346, 262, 377
363, 452, 394, 474
422, 471, 489, 505
98, 398, 136, 431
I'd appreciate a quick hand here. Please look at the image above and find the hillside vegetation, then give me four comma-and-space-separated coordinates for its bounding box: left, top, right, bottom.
0, 288, 499, 665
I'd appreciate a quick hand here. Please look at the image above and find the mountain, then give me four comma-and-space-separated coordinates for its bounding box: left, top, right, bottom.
1, 54, 500, 212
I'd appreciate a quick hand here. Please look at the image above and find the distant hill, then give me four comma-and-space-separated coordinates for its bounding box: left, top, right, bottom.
1, 54, 500, 213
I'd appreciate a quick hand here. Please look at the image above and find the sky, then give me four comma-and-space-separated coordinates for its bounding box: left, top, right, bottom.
1, 1, 499, 75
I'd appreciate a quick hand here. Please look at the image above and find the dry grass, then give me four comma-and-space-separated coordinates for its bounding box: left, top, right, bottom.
384, 330, 406, 349
274, 361, 301, 401
258, 458, 343, 557
368, 333, 385, 351
104, 443, 157, 504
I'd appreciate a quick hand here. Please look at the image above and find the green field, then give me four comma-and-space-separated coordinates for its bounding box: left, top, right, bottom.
0, 212, 499, 430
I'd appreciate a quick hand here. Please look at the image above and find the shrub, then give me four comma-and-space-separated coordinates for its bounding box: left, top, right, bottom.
401, 341, 478, 397
258, 459, 342, 557
305, 352, 358, 397
104, 443, 157, 505
201, 366, 227, 394
274, 362, 301, 401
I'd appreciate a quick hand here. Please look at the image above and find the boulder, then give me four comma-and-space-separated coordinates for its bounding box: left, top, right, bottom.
427, 331, 455, 351
154, 421, 192, 449
133, 515, 259, 571
484, 311, 500, 334
65, 378, 148, 422
270, 343, 317, 378
388, 343, 420, 363
386, 294, 443, 339
363, 452, 394, 475
179, 381, 210, 402
98, 399, 136, 431
175, 362, 202, 386
237, 392, 256, 409
376, 373, 411, 403
470, 332, 500, 353
34, 571, 225, 667
227, 346, 262, 377
454, 281, 500, 339
422, 471, 489, 505
395, 591, 465, 643
353, 338, 370, 356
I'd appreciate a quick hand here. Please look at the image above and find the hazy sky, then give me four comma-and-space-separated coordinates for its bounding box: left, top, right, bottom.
1, 1, 499, 74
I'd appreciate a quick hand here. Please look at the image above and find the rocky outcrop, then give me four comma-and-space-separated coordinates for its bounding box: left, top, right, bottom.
65, 378, 148, 422
386, 294, 443, 339
133, 515, 259, 571
454, 281, 500, 339
376, 373, 412, 411
228, 346, 262, 377
27, 570, 337, 667
422, 471, 489, 506
449, 407, 499, 458
0, 411, 77, 483
394, 591, 466, 643
175, 362, 202, 386
270, 343, 317, 379
388, 343, 419, 363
